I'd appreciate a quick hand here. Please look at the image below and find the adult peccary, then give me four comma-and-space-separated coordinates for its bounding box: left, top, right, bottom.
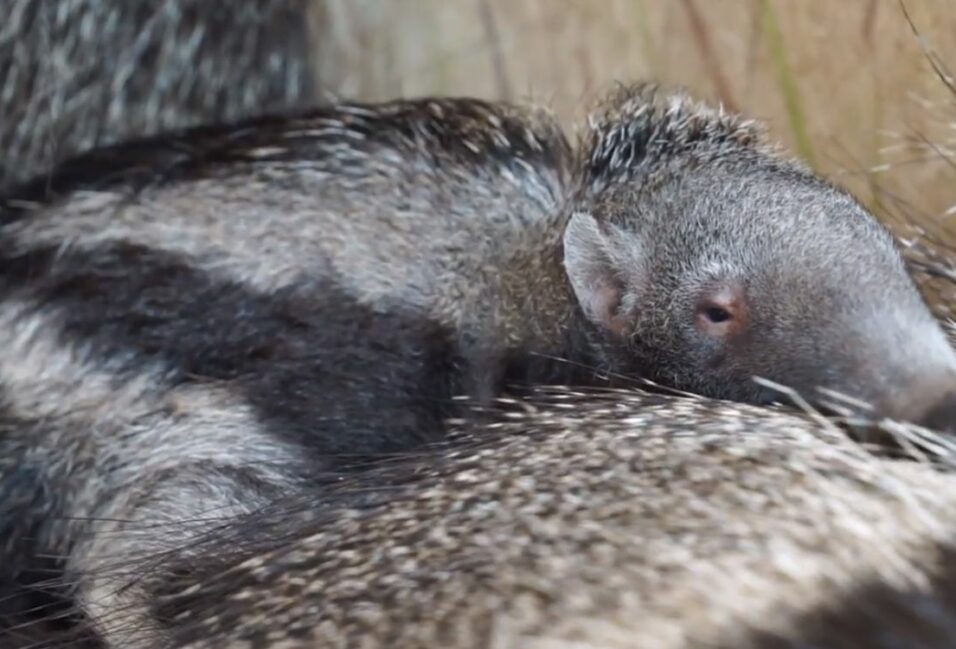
5, 82, 956, 425
57, 389, 956, 649
0, 0, 320, 191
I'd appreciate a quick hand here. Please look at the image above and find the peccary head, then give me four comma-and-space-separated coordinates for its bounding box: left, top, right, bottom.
563, 83, 956, 431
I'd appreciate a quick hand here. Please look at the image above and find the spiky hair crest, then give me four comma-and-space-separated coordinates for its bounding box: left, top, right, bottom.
579, 82, 790, 191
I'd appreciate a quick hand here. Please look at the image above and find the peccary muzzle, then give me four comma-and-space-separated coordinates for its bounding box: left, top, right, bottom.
566, 87, 956, 431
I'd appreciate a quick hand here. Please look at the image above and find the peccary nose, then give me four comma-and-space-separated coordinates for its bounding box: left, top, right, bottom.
872, 358, 956, 434
915, 392, 956, 434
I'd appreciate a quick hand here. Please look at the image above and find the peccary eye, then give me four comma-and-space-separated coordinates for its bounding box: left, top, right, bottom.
703, 306, 732, 323
695, 284, 747, 338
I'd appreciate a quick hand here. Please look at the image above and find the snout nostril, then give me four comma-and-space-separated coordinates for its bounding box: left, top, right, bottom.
917, 393, 956, 434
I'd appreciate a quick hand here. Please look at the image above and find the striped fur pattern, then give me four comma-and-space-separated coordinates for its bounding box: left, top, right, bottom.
0, 0, 320, 191
5, 83, 954, 419
2, 81, 956, 647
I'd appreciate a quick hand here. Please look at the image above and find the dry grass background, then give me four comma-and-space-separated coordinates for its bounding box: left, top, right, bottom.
312, 0, 956, 238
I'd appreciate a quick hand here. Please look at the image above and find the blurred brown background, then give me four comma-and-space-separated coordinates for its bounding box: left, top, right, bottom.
313, 0, 956, 232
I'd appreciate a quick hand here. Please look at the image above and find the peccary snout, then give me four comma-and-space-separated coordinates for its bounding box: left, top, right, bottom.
850, 314, 956, 432
562, 90, 956, 433
876, 357, 956, 433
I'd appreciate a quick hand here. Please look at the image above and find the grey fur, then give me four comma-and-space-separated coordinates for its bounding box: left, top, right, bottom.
0, 270, 466, 646
569, 85, 956, 423
0, 0, 321, 191
61, 389, 956, 648
6, 82, 955, 425
3, 78, 956, 646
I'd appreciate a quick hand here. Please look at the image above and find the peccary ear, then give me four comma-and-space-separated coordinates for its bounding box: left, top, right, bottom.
563, 211, 630, 337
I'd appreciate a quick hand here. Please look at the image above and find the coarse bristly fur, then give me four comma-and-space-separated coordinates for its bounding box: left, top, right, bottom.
0, 271, 469, 647
0, 1, 320, 644
0, 0, 320, 191
569, 84, 956, 424
5, 82, 955, 423
50, 389, 956, 649
4, 80, 956, 647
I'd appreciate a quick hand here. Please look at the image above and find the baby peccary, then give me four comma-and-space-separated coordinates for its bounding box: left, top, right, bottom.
89, 390, 956, 649
7, 82, 956, 429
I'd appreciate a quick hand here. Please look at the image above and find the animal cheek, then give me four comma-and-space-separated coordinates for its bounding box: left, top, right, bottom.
703, 348, 729, 370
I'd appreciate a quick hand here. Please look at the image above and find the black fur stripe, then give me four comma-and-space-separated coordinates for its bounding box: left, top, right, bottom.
0, 240, 465, 463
